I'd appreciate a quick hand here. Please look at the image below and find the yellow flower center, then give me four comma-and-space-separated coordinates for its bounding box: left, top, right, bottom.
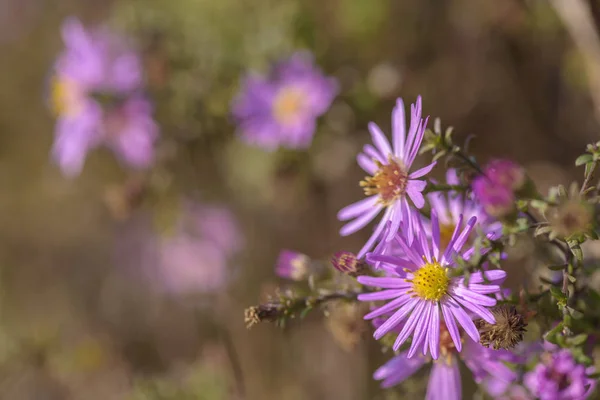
50, 76, 83, 117
439, 223, 455, 250
408, 261, 449, 301
360, 156, 408, 206
272, 87, 306, 125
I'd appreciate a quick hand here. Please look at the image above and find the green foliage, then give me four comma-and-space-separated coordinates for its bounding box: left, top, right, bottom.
111, 0, 300, 134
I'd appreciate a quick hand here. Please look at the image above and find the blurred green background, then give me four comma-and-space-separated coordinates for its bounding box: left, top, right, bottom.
1, 0, 600, 399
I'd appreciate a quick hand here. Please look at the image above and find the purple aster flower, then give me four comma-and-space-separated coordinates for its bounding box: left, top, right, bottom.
472, 159, 526, 218
337, 96, 435, 258
524, 348, 596, 400
429, 169, 502, 247
358, 210, 506, 358
232, 52, 337, 150
374, 323, 520, 400
275, 250, 310, 281
371, 169, 503, 270
50, 17, 158, 177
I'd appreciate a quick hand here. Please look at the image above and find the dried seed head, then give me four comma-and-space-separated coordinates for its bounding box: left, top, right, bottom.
475, 305, 527, 350
244, 302, 284, 328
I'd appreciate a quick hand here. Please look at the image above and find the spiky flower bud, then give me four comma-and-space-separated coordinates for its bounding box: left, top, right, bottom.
475, 305, 527, 350
331, 251, 368, 276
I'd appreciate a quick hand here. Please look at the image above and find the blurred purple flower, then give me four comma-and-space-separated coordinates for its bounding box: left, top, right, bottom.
155, 202, 244, 295
485, 379, 533, 400
524, 348, 595, 400
275, 250, 310, 281
159, 237, 230, 294
485, 159, 526, 190
428, 169, 502, 246
337, 96, 434, 258
374, 328, 520, 400
118, 201, 243, 296
50, 17, 158, 177
191, 205, 245, 255
472, 159, 525, 218
232, 52, 338, 150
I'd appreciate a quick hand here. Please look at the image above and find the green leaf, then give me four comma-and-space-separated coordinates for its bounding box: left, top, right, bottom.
585, 162, 594, 176
432, 152, 446, 162
566, 306, 584, 319
550, 286, 567, 301
540, 276, 557, 285
570, 244, 584, 263
575, 154, 593, 166
299, 307, 313, 319
544, 322, 564, 344
530, 199, 549, 213
568, 333, 588, 346
567, 274, 577, 283
587, 289, 600, 305
433, 119, 441, 135
548, 264, 567, 271
573, 350, 593, 366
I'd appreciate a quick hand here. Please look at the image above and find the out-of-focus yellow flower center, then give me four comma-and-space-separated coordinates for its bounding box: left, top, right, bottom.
439, 322, 460, 365
408, 261, 449, 301
439, 223, 455, 250
273, 87, 306, 125
360, 156, 408, 206
51, 77, 83, 117
290, 254, 309, 280
550, 200, 594, 239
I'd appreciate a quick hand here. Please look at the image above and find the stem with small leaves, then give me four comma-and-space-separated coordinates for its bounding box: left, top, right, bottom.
581, 160, 598, 195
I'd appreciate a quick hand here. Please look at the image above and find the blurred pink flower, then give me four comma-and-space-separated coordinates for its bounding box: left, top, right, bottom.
117, 201, 243, 296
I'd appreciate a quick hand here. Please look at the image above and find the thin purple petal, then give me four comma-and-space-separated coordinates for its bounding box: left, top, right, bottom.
338, 196, 379, 221
373, 297, 418, 339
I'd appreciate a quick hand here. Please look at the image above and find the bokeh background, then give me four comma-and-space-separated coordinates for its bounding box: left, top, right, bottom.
1, 0, 600, 399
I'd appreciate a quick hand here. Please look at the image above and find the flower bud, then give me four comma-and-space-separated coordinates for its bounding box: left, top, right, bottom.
485, 159, 526, 191
275, 250, 311, 281
331, 251, 367, 276
472, 159, 530, 218
472, 178, 516, 218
